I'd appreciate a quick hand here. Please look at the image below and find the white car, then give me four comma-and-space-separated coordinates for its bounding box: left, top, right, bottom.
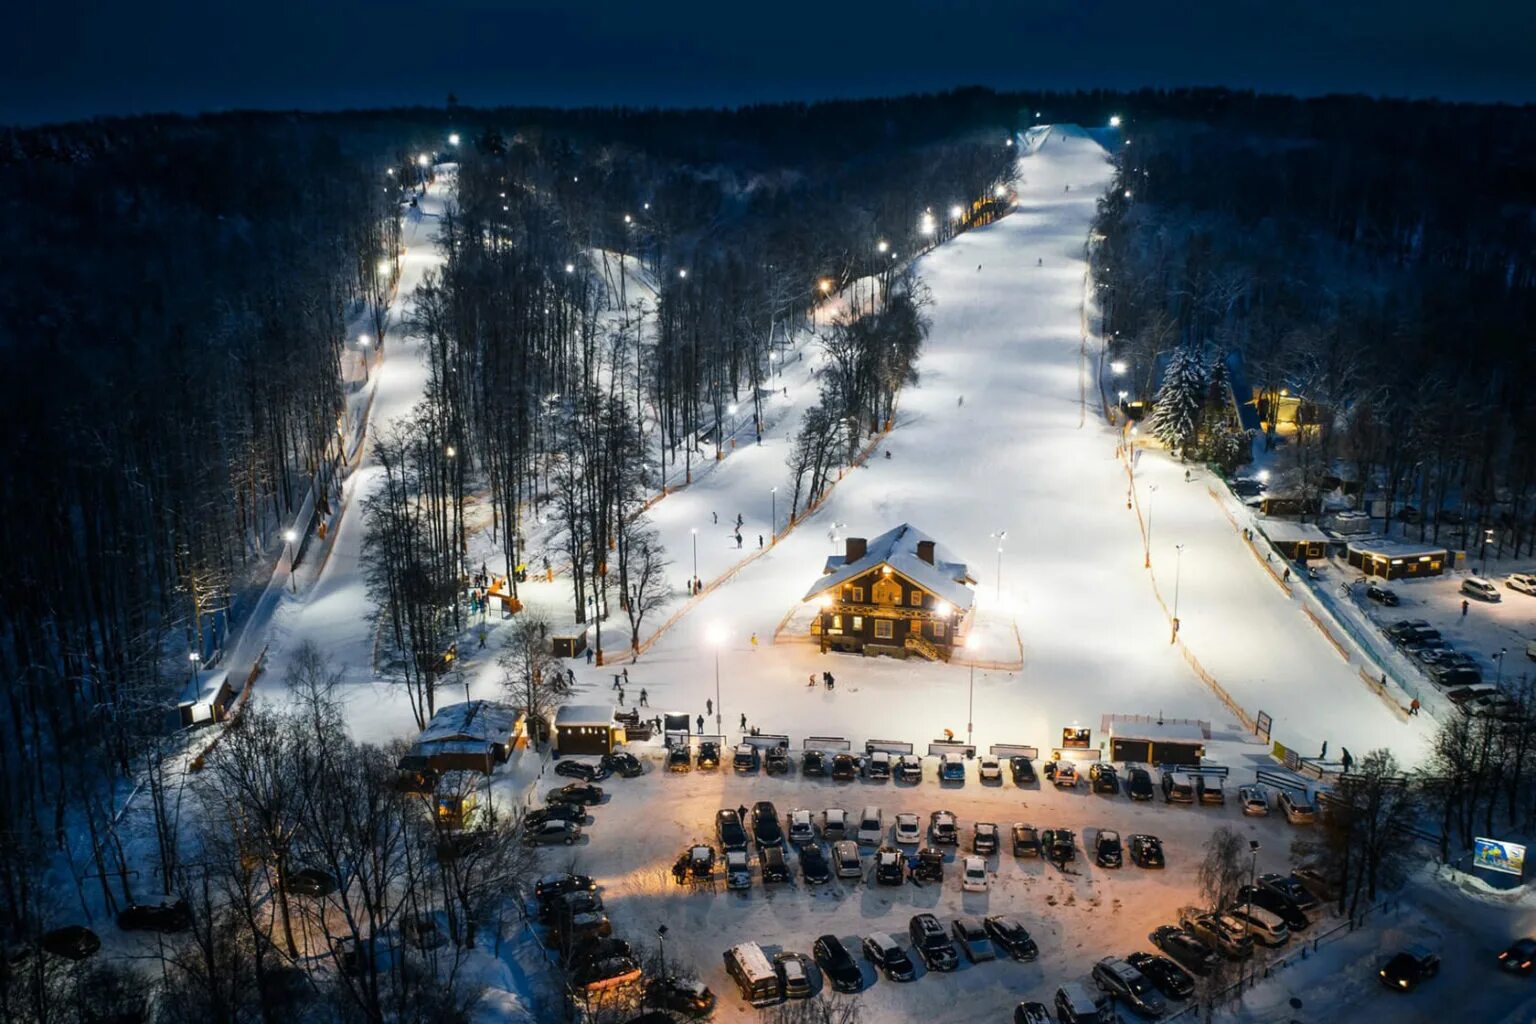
1238, 785, 1269, 816
961, 855, 989, 892
1053, 762, 1079, 787
788, 808, 815, 844
856, 806, 884, 845
977, 756, 1003, 782
1461, 577, 1502, 603
1507, 573, 1536, 596
893, 812, 922, 845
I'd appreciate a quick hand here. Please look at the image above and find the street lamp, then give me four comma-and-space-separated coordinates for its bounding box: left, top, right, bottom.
1481, 527, 1496, 575
829, 521, 846, 551
564, 263, 575, 274
1144, 483, 1157, 568
377, 258, 391, 278
876, 240, 889, 254
770, 487, 778, 541
678, 268, 688, 280
990, 530, 1007, 601
707, 622, 726, 732
189, 651, 201, 689
448, 133, 460, 146
1245, 840, 1261, 922
1494, 648, 1508, 688
691, 528, 698, 592
1109, 115, 1123, 128
284, 529, 298, 592
358, 333, 371, 381
1110, 360, 1127, 375
1171, 544, 1186, 643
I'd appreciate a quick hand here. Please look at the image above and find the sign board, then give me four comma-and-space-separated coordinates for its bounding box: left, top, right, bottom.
990, 744, 1040, 760
802, 736, 851, 752
740, 734, 789, 750
865, 739, 915, 755
1473, 837, 1527, 877
1061, 727, 1092, 750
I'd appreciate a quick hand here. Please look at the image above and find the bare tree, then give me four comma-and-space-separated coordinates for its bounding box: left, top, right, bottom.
499, 616, 565, 749
620, 522, 670, 658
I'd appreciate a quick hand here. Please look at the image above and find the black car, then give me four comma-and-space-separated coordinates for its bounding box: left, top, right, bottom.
908, 913, 958, 971
1125, 766, 1155, 800
117, 897, 192, 933
733, 745, 760, 773
284, 867, 338, 896
555, 759, 610, 782
666, 746, 692, 772
1380, 947, 1440, 991
541, 889, 604, 924
1498, 937, 1536, 973
913, 846, 944, 882
1129, 833, 1165, 868
1366, 584, 1400, 606
1090, 763, 1120, 794
1128, 951, 1195, 999
802, 750, 828, 776
875, 845, 906, 885
1257, 872, 1320, 916
1009, 756, 1037, 784
601, 751, 643, 777
984, 915, 1039, 961
527, 802, 587, 827
761, 845, 791, 884
567, 936, 634, 970
1237, 884, 1309, 931
646, 975, 717, 1018
696, 742, 720, 769
41, 926, 100, 960
799, 843, 832, 883
831, 753, 859, 780
751, 801, 784, 848
765, 747, 790, 774
1041, 828, 1076, 864
813, 934, 863, 993
1094, 829, 1123, 868
1013, 1002, 1052, 1024
535, 873, 597, 903
861, 932, 916, 982
716, 809, 749, 851
1149, 926, 1220, 976
546, 782, 603, 806
1011, 823, 1042, 858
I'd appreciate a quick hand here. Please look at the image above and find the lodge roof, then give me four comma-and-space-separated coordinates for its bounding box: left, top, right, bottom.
802, 523, 974, 610
416, 700, 522, 748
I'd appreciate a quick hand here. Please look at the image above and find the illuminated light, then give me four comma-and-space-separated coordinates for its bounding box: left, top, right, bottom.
358, 334, 371, 347
1110, 360, 1127, 375
1109, 115, 1123, 128
819, 278, 833, 293
706, 621, 727, 646
818, 594, 833, 609
1124, 190, 1133, 199
386, 168, 395, 176
1005, 137, 1014, 146
678, 268, 688, 279
418, 153, 430, 167
876, 240, 889, 254
565, 263, 575, 273
643, 202, 650, 210
624, 214, 632, 224
995, 184, 1008, 197
950, 204, 964, 220
728, 404, 738, 415
445, 445, 457, 458
1258, 470, 1271, 483
935, 601, 952, 618
1118, 390, 1128, 401
448, 133, 460, 146
377, 259, 391, 276
283, 529, 298, 543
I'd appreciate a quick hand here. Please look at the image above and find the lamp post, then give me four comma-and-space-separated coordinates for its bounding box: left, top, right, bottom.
967, 661, 976, 745
829, 522, 846, 552
189, 651, 201, 691
691, 528, 698, 593
1246, 840, 1260, 923
990, 530, 1007, 601
770, 487, 778, 542
1481, 527, 1495, 575
656, 924, 669, 977
284, 529, 298, 593
1171, 543, 1185, 643
1493, 648, 1507, 689
707, 623, 725, 732
1144, 483, 1157, 568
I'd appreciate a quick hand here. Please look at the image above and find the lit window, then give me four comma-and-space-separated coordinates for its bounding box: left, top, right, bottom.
851, 586, 864, 603
874, 619, 894, 639
910, 590, 924, 606
934, 621, 947, 638
852, 616, 863, 631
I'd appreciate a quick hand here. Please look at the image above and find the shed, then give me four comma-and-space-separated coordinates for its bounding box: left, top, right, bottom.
555, 704, 622, 755
1346, 540, 1448, 581
178, 669, 236, 728
1107, 718, 1209, 766
1258, 519, 1331, 561
551, 630, 589, 659
399, 700, 525, 775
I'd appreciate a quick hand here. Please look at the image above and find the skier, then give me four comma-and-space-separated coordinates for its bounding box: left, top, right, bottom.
740, 713, 747, 731
758, 535, 764, 548
977, 264, 982, 272
736, 533, 743, 549
958, 395, 964, 407
1037, 258, 1043, 267
639, 688, 649, 707
618, 687, 624, 705
712, 511, 718, 525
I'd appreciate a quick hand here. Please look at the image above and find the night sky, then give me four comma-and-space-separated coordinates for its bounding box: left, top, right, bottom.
6, 0, 1534, 126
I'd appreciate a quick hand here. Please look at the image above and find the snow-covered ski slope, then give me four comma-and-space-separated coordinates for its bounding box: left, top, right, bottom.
628, 124, 1424, 767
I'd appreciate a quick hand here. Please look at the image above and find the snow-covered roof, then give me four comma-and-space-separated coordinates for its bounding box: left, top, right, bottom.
416, 701, 521, 747
803, 523, 974, 610
1346, 540, 1448, 559
178, 669, 231, 708
1107, 719, 1208, 743
555, 704, 617, 728
1257, 519, 1331, 544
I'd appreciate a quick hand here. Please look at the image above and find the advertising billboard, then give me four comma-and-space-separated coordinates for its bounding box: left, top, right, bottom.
1473, 837, 1526, 877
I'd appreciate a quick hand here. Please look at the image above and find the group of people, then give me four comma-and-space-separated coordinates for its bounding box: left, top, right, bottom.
807, 671, 837, 690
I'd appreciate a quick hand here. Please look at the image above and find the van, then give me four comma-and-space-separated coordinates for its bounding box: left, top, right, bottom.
1227, 904, 1290, 946
1461, 577, 1502, 603
1054, 982, 1106, 1024
1196, 775, 1226, 805
856, 807, 884, 845
722, 941, 781, 1007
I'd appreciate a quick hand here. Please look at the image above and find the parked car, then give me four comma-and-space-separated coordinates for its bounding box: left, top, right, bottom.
939, 752, 967, 782
802, 750, 828, 776
601, 751, 643, 777
1128, 951, 1195, 999
1011, 822, 1042, 857
875, 846, 906, 885
1149, 925, 1221, 976
556, 759, 610, 782
984, 915, 1039, 960
696, 742, 720, 769
952, 917, 996, 962
863, 751, 892, 780
732, 744, 760, 773
1013, 1002, 1052, 1024
908, 913, 958, 971
978, 755, 1003, 782
1276, 789, 1316, 824
765, 746, 790, 774
929, 810, 958, 844
678, 846, 715, 883
856, 806, 884, 845
861, 931, 916, 981
831, 753, 859, 780
1498, 937, 1536, 973
717, 808, 749, 850
961, 855, 989, 892
527, 801, 586, 828
1365, 583, 1400, 606
822, 807, 849, 842
547, 782, 603, 806
1055, 983, 1109, 1024
895, 754, 924, 783
1129, 833, 1165, 868
1237, 884, 1310, 932
1180, 911, 1255, 959
751, 801, 784, 848
1380, 946, 1440, 990
973, 821, 1000, 855
832, 840, 863, 879
1092, 956, 1167, 1018
761, 845, 791, 884
40, 926, 100, 961
1292, 867, 1342, 903
1052, 761, 1079, 788
787, 808, 816, 845
1125, 766, 1155, 800
1089, 762, 1119, 794
666, 746, 692, 772
114, 902, 191, 933
535, 872, 597, 903
772, 951, 814, 999
1040, 827, 1076, 864
1238, 784, 1269, 816
1226, 904, 1290, 946
799, 842, 832, 884
913, 846, 944, 882
1257, 871, 1320, 916
1094, 829, 1123, 868
1462, 576, 1502, 602
813, 934, 862, 993
725, 850, 751, 890
1508, 573, 1536, 596
1009, 755, 1038, 784
1195, 775, 1226, 805
523, 819, 581, 845
1161, 771, 1194, 802
285, 868, 338, 897
894, 812, 922, 845
645, 975, 717, 1017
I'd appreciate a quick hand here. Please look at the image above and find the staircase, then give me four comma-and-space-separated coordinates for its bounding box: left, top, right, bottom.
903, 634, 945, 662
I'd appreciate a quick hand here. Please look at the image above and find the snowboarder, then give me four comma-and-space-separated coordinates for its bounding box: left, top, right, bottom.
750, 633, 759, 649
697, 714, 705, 733
1341, 748, 1353, 773
1320, 740, 1328, 759
706, 698, 713, 717
639, 688, 649, 707
1461, 599, 1469, 617
740, 713, 747, 731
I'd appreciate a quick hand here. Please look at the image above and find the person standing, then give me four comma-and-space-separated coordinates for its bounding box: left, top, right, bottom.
618, 687, 625, 705
706, 698, 713, 717
1462, 599, 1469, 617
639, 688, 649, 707
696, 714, 705, 733
750, 633, 758, 650
807, 674, 816, 687
740, 713, 747, 731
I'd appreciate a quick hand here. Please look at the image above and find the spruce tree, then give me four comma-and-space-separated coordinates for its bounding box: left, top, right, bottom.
1149, 346, 1207, 456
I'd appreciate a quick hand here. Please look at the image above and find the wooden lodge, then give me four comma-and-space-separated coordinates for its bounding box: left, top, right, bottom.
804, 524, 975, 661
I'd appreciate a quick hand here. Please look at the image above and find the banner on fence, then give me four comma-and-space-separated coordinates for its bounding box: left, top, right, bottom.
1473, 837, 1527, 877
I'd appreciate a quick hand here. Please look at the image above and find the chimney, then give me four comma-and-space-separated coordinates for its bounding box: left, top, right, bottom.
845, 537, 867, 562
916, 540, 935, 565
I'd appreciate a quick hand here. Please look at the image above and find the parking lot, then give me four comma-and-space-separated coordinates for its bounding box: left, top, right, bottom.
532, 749, 1314, 1022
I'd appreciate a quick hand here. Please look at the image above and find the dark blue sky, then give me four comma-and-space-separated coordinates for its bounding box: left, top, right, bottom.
6, 0, 1534, 126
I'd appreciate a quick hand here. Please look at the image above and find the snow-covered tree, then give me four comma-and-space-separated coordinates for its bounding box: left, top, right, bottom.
1149, 346, 1207, 456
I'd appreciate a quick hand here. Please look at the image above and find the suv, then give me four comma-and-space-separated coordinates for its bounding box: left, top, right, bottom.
696, 742, 720, 769
895, 754, 924, 783
667, 745, 692, 772
1040, 827, 1076, 864
939, 753, 967, 782
833, 840, 862, 879
822, 807, 849, 842
908, 913, 958, 971
984, 915, 1038, 960
1054, 983, 1107, 1024
1226, 903, 1289, 946
760, 845, 790, 884
863, 751, 892, 780
1258, 871, 1320, 916
1089, 762, 1119, 794
802, 750, 828, 776
1462, 577, 1502, 602
929, 810, 958, 844
1366, 583, 1400, 606
765, 746, 790, 774
862, 931, 916, 981
813, 934, 862, 993
1195, 775, 1226, 805
1052, 761, 1079, 787
1009, 756, 1037, 784
1276, 789, 1316, 824
1150, 925, 1221, 975
732, 744, 760, 772
1011, 822, 1042, 857
725, 850, 751, 890
1093, 957, 1167, 1017
1508, 573, 1536, 596
716, 808, 749, 851
1129, 833, 1165, 868
875, 845, 906, 885
1380, 946, 1440, 991
117, 897, 192, 933
799, 842, 832, 883
1125, 766, 1155, 800
1238, 784, 1269, 815
972, 822, 1000, 854
751, 802, 784, 848
952, 917, 996, 962
1181, 911, 1255, 959
978, 755, 1003, 782
772, 951, 813, 1000
831, 753, 859, 780
1237, 885, 1309, 932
